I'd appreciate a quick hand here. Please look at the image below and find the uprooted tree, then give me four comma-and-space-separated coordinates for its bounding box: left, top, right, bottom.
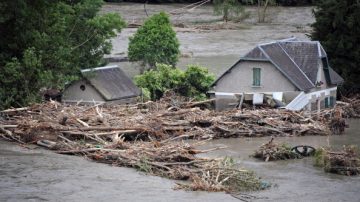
134, 64, 215, 100
128, 12, 180, 71
0, 0, 126, 110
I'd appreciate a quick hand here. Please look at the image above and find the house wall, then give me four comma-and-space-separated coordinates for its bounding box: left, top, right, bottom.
214, 61, 299, 93
62, 80, 140, 105
62, 80, 105, 103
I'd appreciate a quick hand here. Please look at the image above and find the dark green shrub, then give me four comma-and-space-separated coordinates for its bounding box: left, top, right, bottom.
134, 64, 215, 100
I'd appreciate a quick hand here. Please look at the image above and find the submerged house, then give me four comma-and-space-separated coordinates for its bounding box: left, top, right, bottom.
62, 65, 141, 104
211, 38, 344, 111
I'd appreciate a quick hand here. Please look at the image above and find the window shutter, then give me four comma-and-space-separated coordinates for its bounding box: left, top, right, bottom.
330, 96, 335, 107
253, 68, 261, 86
325, 97, 329, 108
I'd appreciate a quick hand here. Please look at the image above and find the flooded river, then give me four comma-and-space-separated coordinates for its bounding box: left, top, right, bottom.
1, 3, 359, 202
1, 120, 359, 202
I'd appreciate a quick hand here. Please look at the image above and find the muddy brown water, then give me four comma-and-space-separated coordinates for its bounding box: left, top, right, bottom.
1, 4, 359, 201
105, 3, 314, 79
1, 120, 359, 202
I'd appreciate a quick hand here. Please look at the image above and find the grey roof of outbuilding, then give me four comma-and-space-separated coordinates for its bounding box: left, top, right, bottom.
81, 65, 141, 101
212, 38, 344, 90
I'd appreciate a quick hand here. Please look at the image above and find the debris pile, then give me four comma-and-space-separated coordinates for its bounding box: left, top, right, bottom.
0, 97, 347, 191
0, 98, 330, 144
314, 146, 360, 176
339, 96, 360, 118
175, 157, 266, 192
0, 100, 269, 192
253, 138, 302, 161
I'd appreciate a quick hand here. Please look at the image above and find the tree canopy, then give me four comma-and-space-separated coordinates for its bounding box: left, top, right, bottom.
0, 0, 126, 109
311, 0, 360, 95
134, 64, 215, 100
128, 12, 180, 70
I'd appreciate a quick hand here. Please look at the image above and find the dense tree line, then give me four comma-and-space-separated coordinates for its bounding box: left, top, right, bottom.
0, 0, 125, 109
311, 0, 360, 95
105, 0, 316, 6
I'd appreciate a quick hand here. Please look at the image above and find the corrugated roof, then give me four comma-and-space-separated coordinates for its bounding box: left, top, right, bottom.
81, 65, 141, 101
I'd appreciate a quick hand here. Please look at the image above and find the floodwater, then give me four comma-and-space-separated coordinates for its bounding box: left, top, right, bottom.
103, 3, 315, 78
1, 3, 359, 202
199, 119, 360, 202
0, 141, 237, 202
1, 120, 359, 202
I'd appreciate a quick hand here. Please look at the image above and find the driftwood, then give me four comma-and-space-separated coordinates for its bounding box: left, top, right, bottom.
314, 146, 360, 176
0, 98, 273, 192
253, 138, 301, 161
1, 96, 356, 191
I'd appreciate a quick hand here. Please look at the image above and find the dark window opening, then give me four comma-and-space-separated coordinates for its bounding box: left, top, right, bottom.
80, 85, 86, 91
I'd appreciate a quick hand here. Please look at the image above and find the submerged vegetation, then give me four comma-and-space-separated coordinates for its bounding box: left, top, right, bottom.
314, 146, 360, 176
176, 157, 266, 192
253, 138, 302, 161
213, 0, 245, 22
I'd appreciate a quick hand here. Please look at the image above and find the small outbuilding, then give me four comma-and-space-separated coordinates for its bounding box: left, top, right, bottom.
211, 37, 344, 111
62, 65, 141, 104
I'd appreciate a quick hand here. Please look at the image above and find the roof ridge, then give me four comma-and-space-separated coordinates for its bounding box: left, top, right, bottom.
81, 65, 118, 73
258, 37, 299, 46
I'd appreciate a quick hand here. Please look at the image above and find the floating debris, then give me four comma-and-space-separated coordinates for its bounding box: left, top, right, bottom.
314, 146, 360, 176
253, 138, 302, 161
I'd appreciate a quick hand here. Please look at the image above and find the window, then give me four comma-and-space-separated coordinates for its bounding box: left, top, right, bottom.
252, 68, 261, 86
325, 96, 335, 108
80, 84, 86, 91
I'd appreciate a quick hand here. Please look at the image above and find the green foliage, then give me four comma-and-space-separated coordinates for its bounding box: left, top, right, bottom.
313, 147, 326, 167
0, 0, 126, 109
314, 146, 360, 175
311, 0, 360, 95
128, 12, 180, 69
134, 64, 215, 100
213, 0, 244, 22
182, 65, 216, 99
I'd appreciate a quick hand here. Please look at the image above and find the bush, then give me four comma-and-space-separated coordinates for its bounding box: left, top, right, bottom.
128, 12, 180, 70
134, 64, 215, 100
